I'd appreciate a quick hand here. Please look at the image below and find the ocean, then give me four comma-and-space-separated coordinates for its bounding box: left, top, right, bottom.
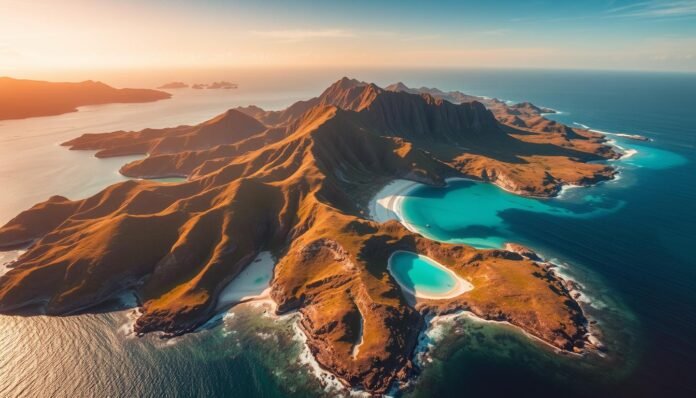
0, 69, 694, 397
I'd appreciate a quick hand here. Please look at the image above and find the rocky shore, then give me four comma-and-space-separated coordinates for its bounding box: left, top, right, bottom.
0, 77, 618, 394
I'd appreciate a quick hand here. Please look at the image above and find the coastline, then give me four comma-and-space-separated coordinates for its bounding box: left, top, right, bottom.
387, 250, 474, 300
368, 174, 607, 357
368, 179, 421, 229
216, 251, 276, 310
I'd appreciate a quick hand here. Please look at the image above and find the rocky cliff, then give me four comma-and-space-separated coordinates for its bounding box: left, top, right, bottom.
0, 78, 612, 393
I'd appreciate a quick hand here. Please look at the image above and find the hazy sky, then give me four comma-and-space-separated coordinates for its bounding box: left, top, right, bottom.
2, 0, 696, 77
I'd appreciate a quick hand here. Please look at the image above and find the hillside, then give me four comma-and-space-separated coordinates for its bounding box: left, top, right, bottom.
0, 77, 171, 120
0, 77, 614, 393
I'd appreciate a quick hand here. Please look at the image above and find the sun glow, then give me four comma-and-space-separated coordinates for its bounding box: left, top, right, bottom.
1, 0, 695, 79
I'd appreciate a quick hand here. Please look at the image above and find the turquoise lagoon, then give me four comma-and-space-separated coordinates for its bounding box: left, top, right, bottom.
400, 135, 687, 251
400, 179, 623, 249
0, 70, 694, 398
395, 126, 692, 396
388, 251, 459, 297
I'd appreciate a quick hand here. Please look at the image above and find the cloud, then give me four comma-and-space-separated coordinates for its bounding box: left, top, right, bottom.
249, 28, 354, 42
606, 0, 696, 18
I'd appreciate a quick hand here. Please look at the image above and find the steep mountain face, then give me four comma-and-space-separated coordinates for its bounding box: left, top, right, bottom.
0, 78, 613, 393
0, 77, 171, 120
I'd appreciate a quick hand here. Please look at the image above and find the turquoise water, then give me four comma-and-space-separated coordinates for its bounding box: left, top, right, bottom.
389, 70, 696, 397
401, 135, 688, 250
401, 179, 624, 249
398, 136, 691, 395
389, 251, 457, 296
616, 141, 688, 170
1, 69, 695, 397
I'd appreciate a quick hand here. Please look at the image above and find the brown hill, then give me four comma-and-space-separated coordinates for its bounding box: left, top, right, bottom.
62, 109, 267, 158
0, 78, 612, 393
0, 77, 171, 121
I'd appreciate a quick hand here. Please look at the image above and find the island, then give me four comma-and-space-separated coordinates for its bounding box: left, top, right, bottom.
207, 81, 238, 89
0, 77, 171, 121
157, 81, 238, 90
0, 77, 618, 394
157, 82, 189, 89
188, 81, 238, 90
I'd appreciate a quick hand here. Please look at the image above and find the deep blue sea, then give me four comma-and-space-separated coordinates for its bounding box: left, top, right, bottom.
0, 69, 694, 397
389, 69, 696, 398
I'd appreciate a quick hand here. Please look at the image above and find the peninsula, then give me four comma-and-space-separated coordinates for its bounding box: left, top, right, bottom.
0, 77, 171, 121
0, 78, 616, 393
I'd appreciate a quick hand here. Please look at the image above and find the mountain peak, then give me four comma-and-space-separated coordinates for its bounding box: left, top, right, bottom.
385, 82, 411, 92
330, 76, 367, 91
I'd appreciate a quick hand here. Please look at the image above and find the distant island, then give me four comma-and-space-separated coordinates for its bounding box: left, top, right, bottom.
158, 81, 238, 90
0, 77, 619, 394
207, 81, 238, 89
0, 77, 171, 121
157, 81, 189, 89
161, 80, 239, 90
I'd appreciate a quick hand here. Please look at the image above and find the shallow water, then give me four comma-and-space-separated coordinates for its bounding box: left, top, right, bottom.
401, 179, 624, 249
0, 69, 695, 397
393, 71, 696, 397
388, 251, 458, 296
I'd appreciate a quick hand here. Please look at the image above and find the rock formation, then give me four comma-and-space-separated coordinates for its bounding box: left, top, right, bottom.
0, 77, 614, 393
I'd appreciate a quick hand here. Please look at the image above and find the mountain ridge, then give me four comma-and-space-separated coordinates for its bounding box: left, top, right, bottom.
0, 77, 613, 393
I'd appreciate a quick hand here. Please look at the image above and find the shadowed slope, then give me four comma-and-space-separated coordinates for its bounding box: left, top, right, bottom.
0, 78, 610, 393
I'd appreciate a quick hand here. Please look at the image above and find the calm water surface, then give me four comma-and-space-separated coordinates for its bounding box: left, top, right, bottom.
388, 251, 457, 296
1, 69, 695, 397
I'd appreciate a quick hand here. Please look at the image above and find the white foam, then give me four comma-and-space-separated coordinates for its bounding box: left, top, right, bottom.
413, 309, 578, 370
0, 250, 24, 276
292, 321, 351, 394
557, 183, 583, 199
621, 149, 638, 159
118, 308, 141, 338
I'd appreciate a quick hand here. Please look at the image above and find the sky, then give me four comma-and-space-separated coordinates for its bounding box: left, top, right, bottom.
1, 0, 696, 79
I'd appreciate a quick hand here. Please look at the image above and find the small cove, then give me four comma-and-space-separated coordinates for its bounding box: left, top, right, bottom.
387, 251, 472, 299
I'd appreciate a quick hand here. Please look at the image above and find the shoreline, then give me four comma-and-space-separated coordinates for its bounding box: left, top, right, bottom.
368, 179, 421, 229
368, 174, 608, 359
387, 250, 474, 300
216, 251, 276, 311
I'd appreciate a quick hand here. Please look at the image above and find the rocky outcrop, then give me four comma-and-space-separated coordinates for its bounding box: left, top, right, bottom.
0, 78, 611, 394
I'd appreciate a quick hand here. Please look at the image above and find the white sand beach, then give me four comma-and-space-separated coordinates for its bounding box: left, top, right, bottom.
217, 251, 276, 310
387, 250, 473, 300
368, 179, 421, 229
